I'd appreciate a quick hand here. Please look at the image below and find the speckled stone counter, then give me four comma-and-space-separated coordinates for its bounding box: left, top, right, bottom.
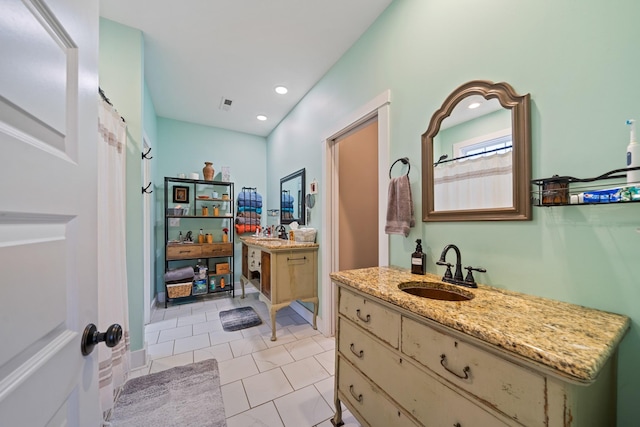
240, 236, 318, 250
330, 266, 630, 383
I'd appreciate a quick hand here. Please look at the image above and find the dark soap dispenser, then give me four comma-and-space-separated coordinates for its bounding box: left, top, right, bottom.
411, 239, 426, 275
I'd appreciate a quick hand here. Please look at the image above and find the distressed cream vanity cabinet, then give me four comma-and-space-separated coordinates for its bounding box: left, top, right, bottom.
331, 267, 629, 427
240, 238, 319, 340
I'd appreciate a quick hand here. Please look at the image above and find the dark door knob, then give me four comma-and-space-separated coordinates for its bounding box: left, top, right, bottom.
81, 323, 123, 356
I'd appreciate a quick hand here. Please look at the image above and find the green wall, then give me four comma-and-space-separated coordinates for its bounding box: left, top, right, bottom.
268, 0, 640, 423
155, 117, 267, 292
99, 18, 146, 352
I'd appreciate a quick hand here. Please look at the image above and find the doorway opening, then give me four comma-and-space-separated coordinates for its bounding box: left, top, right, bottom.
320, 90, 391, 336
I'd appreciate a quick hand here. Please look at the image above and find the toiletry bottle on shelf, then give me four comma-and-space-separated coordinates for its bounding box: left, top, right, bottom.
626, 119, 640, 184
411, 239, 426, 275
198, 228, 204, 243
178, 231, 183, 242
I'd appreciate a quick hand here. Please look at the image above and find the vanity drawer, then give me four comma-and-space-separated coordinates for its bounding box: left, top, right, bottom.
339, 287, 400, 348
166, 244, 201, 260
248, 247, 261, 271
401, 316, 546, 426
337, 356, 418, 427
339, 317, 513, 426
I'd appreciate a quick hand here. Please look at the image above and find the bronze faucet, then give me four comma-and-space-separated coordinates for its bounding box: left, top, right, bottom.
436, 244, 485, 288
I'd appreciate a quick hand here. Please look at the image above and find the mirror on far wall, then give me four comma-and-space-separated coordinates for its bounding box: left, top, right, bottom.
422, 80, 531, 221
280, 168, 305, 225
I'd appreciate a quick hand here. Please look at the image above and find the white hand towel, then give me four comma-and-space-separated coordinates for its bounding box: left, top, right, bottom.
385, 175, 415, 237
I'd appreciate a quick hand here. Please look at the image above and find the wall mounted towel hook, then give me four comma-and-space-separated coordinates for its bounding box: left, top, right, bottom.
389, 157, 410, 179
142, 147, 153, 160
142, 182, 153, 194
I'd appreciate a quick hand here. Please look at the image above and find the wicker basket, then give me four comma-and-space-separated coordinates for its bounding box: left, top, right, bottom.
167, 282, 192, 298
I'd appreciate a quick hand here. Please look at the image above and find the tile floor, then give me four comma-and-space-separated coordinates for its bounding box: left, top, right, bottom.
134, 284, 361, 427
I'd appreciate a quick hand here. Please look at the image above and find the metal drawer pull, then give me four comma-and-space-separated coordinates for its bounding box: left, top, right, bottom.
349, 385, 363, 403
440, 354, 470, 380
350, 343, 364, 359
356, 309, 371, 323
179, 250, 191, 254
287, 256, 307, 261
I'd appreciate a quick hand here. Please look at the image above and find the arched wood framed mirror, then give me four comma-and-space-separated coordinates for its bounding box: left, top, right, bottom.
422, 80, 531, 221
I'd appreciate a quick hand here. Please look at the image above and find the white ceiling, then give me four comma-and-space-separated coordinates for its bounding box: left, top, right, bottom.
99, 0, 394, 137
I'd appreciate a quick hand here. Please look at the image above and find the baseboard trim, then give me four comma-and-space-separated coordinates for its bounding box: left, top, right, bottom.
289, 300, 327, 336
129, 346, 147, 370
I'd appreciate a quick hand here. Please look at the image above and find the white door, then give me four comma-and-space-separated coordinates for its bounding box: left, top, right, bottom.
0, 0, 100, 426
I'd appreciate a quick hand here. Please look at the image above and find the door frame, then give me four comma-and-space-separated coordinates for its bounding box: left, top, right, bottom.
320, 90, 391, 336
142, 135, 152, 325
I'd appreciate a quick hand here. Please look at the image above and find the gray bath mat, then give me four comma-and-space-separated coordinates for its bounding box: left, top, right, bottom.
110, 359, 226, 427
219, 306, 262, 331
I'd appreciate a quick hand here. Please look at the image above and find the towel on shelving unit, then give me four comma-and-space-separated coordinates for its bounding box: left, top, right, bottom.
235, 224, 259, 234
281, 193, 294, 203
237, 199, 262, 208
236, 189, 263, 233
235, 217, 260, 225
237, 211, 261, 219
281, 207, 294, 213
238, 191, 262, 202
163, 266, 194, 283
238, 206, 262, 214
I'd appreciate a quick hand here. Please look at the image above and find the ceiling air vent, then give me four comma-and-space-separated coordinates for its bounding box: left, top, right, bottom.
219, 97, 233, 111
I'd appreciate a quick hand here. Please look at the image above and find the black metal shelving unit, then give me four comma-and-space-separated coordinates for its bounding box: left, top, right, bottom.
163, 177, 235, 307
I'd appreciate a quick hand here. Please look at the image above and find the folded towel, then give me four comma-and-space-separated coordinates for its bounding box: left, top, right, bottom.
281, 201, 294, 208
237, 199, 263, 208
238, 206, 262, 213
238, 191, 262, 202
235, 216, 260, 225
164, 266, 195, 283
281, 207, 294, 213
237, 211, 261, 219
235, 224, 259, 234
385, 175, 415, 237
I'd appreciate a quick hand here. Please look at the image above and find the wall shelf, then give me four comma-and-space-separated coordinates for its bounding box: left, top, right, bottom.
531, 166, 640, 207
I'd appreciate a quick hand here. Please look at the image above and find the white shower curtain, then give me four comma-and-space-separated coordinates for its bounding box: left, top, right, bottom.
97, 96, 130, 417
434, 151, 513, 211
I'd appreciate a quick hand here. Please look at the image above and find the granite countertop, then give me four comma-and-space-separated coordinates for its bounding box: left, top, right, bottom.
241, 236, 319, 250
330, 266, 630, 383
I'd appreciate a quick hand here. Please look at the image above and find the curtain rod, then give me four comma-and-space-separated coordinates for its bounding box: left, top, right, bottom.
434, 145, 511, 167
99, 87, 126, 123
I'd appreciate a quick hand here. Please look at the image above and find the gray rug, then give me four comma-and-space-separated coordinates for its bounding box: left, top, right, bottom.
219, 306, 262, 332
110, 359, 226, 427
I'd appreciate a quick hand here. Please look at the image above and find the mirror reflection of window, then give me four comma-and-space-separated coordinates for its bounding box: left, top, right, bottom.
434, 104, 513, 211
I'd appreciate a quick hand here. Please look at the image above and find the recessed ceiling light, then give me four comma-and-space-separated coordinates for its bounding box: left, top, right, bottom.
257, 115, 267, 121
468, 102, 481, 109
275, 86, 288, 95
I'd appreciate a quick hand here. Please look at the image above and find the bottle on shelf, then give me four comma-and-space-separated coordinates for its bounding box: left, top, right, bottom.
178, 231, 183, 242
198, 228, 204, 243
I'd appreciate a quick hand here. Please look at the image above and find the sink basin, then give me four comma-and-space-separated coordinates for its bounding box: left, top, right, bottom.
398, 282, 474, 302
